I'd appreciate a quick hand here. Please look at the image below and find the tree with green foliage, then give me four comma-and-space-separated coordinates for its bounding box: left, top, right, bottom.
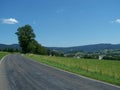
15, 25, 36, 53
15, 24, 49, 55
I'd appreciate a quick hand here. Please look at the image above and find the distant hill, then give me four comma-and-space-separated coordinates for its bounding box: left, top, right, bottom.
0, 44, 21, 50
1, 43, 120, 53
48, 44, 120, 53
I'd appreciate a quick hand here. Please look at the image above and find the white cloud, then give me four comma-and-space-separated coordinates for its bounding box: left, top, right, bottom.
2, 18, 18, 24
115, 19, 120, 23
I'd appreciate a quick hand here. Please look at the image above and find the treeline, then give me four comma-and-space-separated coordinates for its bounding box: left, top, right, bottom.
50, 50, 64, 57
15, 24, 63, 56
65, 50, 120, 61
15, 25, 49, 55
103, 55, 120, 61
26, 40, 49, 55
0, 48, 19, 52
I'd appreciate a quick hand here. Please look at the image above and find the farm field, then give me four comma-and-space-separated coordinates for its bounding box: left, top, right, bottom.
27, 54, 120, 86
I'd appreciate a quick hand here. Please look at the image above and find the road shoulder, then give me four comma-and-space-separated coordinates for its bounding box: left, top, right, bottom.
26, 55, 120, 89
0, 55, 11, 90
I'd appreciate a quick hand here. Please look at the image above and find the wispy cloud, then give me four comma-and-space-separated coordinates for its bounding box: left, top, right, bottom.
2, 18, 18, 24
111, 19, 120, 24
115, 19, 120, 23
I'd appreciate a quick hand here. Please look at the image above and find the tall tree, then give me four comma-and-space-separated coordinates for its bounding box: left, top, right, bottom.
15, 25, 35, 53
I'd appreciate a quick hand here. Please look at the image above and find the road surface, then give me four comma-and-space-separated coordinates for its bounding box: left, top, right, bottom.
0, 54, 120, 90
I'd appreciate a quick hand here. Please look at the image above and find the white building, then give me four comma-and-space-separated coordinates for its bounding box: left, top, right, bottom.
99, 55, 105, 60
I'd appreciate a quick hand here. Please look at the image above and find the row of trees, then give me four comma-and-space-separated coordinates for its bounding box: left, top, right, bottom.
0, 48, 19, 52
15, 25, 49, 55
15, 24, 64, 56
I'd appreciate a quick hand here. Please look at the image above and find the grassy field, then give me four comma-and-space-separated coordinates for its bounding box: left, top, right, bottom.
0, 52, 9, 60
27, 54, 120, 86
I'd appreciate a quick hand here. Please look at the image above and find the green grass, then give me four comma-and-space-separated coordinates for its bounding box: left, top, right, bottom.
27, 54, 120, 86
0, 52, 9, 60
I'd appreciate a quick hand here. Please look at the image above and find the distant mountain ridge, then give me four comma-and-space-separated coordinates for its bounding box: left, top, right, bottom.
0, 44, 21, 50
48, 44, 120, 53
1, 43, 120, 53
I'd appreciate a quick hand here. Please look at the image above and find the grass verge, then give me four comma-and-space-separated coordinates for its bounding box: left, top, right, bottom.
0, 52, 9, 60
26, 54, 120, 86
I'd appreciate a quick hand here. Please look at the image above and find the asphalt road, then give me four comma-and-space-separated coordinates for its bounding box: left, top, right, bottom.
0, 54, 120, 90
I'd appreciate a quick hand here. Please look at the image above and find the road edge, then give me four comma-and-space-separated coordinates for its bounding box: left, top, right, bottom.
0, 55, 6, 64
24, 55, 120, 89
0, 54, 11, 90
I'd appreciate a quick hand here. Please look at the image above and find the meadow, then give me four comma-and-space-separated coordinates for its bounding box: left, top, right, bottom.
27, 54, 120, 86
0, 52, 9, 60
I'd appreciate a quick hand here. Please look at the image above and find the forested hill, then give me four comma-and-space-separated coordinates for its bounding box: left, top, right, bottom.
48, 44, 120, 53
0, 44, 21, 50
1, 43, 120, 53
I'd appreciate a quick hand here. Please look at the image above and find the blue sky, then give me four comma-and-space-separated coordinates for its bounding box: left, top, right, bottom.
0, 0, 120, 47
